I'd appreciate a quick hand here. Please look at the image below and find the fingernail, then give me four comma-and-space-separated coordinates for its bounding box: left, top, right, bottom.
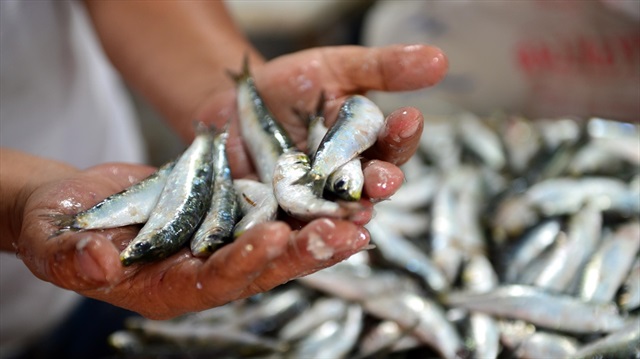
76, 238, 106, 283
398, 115, 419, 139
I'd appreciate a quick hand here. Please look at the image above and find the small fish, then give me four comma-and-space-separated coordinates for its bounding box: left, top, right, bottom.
51, 160, 175, 231
573, 318, 640, 359
456, 112, 506, 170
363, 291, 465, 359
617, 256, 640, 311
442, 284, 626, 333
273, 151, 361, 221
302, 94, 364, 201
577, 221, 640, 303
278, 297, 349, 342
291, 304, 362, 359
503, 218, 562, 283
499, 321, 580, 359
357, 320, 421, 358
367, 219, 449, 293
232, 179, 278, 238
528, 202, 602, 292
120, 126, 215, 266
191, 126, 240, 256
229, 56, 295, 183
296, 95, 385, 196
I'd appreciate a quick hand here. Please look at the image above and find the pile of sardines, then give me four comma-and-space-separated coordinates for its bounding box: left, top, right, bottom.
53, 60, 383, 265
108, 113, 639, 359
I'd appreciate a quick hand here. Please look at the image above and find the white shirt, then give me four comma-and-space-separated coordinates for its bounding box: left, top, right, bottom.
0, 0, 145, 355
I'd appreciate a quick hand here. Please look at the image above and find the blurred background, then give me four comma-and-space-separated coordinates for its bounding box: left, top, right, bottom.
136, 0, 377, 167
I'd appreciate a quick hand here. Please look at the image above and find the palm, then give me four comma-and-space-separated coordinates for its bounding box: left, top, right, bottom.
17, 44, 446, 319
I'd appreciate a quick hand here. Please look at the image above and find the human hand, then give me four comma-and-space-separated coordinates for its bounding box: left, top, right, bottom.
16, 161, 393, 319
15, 44, 447, 319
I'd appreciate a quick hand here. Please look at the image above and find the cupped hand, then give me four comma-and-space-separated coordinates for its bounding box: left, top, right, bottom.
18, 44, 447, 319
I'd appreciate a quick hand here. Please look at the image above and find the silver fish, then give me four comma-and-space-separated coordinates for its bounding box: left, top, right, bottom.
230, 56, 295, 183
578, 221, 640, 303
357, 320, 421, 358
499, 321, 580, 359
367, 219, 449, 293
297, 304, 363, 359
303, 96, 365, 201
298, 95, 385, 196
51, 160, 175, 231
278, 297, 349, 342
191, 127, 240, 256
528, 202, 602, 292
232, 179, 278, 237
573, 318, 640, 359
363, 291, 465, 359
504, 218, 562, 283
618, 256, 640, 311
273, 151, 359, 221
456, 112, 506, 170
120, 127, 215, 266
443, 285, 626, 333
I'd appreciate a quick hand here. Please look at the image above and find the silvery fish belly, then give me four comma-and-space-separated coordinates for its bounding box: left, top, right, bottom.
120, 127, 215, 266
230, 57, 295, 184
191, 127, 240, 257
301, 95, 384, 195
304, 99, 364, 201
232, 179, 278, 238
273, 151, 358, 222
51, 160, 175, 231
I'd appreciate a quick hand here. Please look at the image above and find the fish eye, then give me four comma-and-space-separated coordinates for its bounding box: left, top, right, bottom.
335, 179, 347, 191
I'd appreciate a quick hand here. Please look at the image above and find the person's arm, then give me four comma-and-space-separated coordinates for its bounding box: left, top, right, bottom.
83, 0, 260, 140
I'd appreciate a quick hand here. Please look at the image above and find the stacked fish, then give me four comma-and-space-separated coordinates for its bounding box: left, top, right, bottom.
53, 60, 384, 265
109, 112, 639, 359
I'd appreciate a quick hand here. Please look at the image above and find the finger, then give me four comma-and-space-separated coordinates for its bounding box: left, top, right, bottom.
362, 160, 405, 201
194, 222, 292, 306
365, 107, 423, 166
324, 44, 448, 93
19, 230, 125, 291
243, 218, 370, 298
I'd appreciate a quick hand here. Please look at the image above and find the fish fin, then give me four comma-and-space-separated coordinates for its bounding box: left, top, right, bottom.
292, 172, 326, 197
43, 213, 79, 231
226, 53, 251, 84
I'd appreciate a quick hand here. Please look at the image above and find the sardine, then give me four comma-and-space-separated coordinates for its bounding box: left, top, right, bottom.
51, 160, 175, 231
303, 95, 365, 201
357, 320, 421, 358
577, 221, 640, 303
273, 151, 360, 221
573, 318, 640, 359
456, 112, 506, 170
278, 297, 348, 342
499, 321, 580, 359
297, 95, 385, 196
191, 127, 240, 256
232, 179, 278, 237
618, 256, 640, 311
367, 219, 449, 293
363, 291, 465, 359
443, 284, 626, 333
503, 218, 562, 283
528, 202, 602, 292
230, 56, 295, 183
120, 127, 215, 265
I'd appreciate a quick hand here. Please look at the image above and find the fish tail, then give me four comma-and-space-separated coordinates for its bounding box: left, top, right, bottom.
43, 213, 79, 231
226, 53, 251, 84
292, 171, 326, 197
